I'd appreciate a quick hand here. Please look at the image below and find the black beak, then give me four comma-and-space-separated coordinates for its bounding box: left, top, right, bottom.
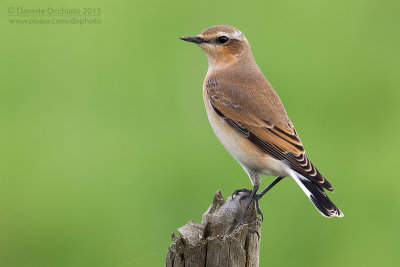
179, 36, 204, 44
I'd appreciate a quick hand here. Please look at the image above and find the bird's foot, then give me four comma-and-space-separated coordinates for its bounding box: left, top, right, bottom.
248, 227, 260, 240
231, 188, 253, 202
254, 193, 264, 221
232, 188, 265, 221
232, 176, 286, 224
232, 186, 259, 233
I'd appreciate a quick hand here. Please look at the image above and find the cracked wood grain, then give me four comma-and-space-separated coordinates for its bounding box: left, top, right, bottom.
166, 190, 262, 267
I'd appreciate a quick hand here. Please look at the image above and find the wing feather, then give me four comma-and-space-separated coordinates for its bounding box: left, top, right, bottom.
206, 78, 333, 191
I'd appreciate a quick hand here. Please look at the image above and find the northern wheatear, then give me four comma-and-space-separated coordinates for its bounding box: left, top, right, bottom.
180, 25, 343, 228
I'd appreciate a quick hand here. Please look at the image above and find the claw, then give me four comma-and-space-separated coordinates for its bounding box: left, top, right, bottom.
231, 188, 252, 200
255, 199, 264, 221
248, 227, 260, 240
233, 186, 258, 232
232, 177, 285, 235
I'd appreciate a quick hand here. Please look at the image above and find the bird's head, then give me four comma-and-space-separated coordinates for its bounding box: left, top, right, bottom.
180, 25, 252, 70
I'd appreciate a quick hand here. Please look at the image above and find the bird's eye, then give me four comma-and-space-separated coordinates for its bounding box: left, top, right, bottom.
217, 36, 229, 44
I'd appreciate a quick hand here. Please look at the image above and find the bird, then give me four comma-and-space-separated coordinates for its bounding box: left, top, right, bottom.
180, 25, 343, 229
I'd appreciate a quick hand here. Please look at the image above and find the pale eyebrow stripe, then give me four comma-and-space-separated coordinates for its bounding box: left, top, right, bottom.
215, 31, 243, 40
232, 30, 243, 39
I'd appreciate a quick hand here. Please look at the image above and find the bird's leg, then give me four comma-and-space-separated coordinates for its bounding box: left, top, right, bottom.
254, 176, 285, 221
234, 184, 259, 231
233, 170, 260, 231
232, 169, 260, 201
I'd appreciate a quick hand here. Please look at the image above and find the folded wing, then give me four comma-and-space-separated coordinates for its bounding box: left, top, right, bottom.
206, 78, 333, 191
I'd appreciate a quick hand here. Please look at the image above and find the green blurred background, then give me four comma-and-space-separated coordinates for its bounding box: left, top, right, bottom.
1, 0, 399, 266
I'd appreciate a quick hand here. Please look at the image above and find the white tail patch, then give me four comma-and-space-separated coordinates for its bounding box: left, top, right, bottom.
290, 170, 313, 198
288, 169, 344, 218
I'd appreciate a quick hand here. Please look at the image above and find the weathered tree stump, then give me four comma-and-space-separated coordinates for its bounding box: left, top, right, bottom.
165, 190, 262, 267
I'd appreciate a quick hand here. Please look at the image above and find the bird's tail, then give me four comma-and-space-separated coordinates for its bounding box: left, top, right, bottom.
291, 171, 343, 217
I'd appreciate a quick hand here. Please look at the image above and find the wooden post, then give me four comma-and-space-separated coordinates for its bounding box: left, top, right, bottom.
165, 190, 262, 267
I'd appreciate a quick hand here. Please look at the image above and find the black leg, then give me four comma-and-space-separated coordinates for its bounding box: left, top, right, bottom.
234, 184, 259, 231
255, 199, 263, 221
254, 176, 285, 221
256, 176, 285, 199
232, 176, 285, 231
